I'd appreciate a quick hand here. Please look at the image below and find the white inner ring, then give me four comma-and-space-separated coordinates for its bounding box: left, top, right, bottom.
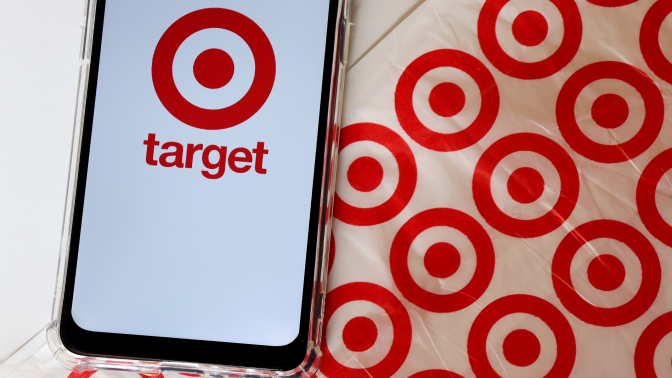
412, 67, 482, 134
654, 331, 672, 377
407, 226, 478, 295
326, 300, 394, 369
495, 0, 564, 63
173, 28, 255, 110
574, 79, 646, 146
655, 167, 672, 227
336, 141, 399, 209
569, 237, 643, 309
659, 13, 672, 64
486, 313, 557, 378
491, 151, 562, 221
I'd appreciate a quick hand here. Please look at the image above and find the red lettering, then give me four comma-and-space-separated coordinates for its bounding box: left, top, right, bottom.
253, 142, 269, 174
143, 133, 159, 166
229, 148, 253, 173
159, 142, 184, 168
186, 144, 203, 169
142, 134, 269, 178
202, 145, 228, 179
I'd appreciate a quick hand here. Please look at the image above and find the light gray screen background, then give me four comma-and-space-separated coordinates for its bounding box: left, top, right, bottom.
71, 0, 330, 347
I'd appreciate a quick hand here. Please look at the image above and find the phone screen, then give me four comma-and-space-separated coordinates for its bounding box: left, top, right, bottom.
70, 0, 331, 348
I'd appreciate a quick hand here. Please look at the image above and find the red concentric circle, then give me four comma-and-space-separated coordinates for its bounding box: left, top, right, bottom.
635, 311, 672, 377
334, 123, 417, 226
641, 0, 672, 84
152, 8, 276, 130
556, 61, 664, 163
552, 220, 661, 327
637, 148, 672, 248
468, 295, 576, 378
395, 49, 500, 152
322, 282, 412, 378
409, 370, 466, 378
390, 208, 495, 313
478, 0, 582, 79
472, 133, 580, 238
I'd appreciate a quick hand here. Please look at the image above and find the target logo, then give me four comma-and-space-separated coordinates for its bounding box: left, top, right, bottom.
552, 220, 661, 327
321, 282, 412, 378
390, 208, 495, 313
152, 8, 276, 130
478, 0, 582, 79
556, 61, 664, 163
472, 133, 579, 238
641, 0, 672, 85
637, 148, 672, 248
468, 295, 576, 378
395, 49, 500, 152
635, 311, 672, 377
334, 123, 417, 226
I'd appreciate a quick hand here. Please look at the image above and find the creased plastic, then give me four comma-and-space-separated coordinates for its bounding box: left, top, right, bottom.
322, 0, 672, 376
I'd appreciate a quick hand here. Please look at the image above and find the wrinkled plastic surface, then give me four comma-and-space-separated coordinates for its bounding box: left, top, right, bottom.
322, 0, 672, 376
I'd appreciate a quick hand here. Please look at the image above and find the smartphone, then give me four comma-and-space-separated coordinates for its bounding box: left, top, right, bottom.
48, 0, 349, 376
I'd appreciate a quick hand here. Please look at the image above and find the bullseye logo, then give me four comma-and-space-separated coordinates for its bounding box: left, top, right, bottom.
321, 282, 412, 378
334, 123, 418, 226
468, 295, 577, 378
390, 208, 495, 313
552, 220, 661, 327
477, 0, 582, 79
636, 311, 672, 377
473, 133, 580, 238
395, 49, 500, 152
152, 8, 276, 130
556, 61, 664, 163
637, 148, 672, 249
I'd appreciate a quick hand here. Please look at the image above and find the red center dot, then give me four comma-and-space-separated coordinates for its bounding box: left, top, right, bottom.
591, 94, 629, 129
429, 82, 466, 117
587, 254, 626, 292
193, 49, 235, 89
512, 11, 549, 47
424, 242, 461, 279
503, 329, 541, 367
342, 316, 378, 352
507, 167, 545, 204
347, 156, 384, 192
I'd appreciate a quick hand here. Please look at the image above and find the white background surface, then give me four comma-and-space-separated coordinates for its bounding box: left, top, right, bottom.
0, 0, 422, 363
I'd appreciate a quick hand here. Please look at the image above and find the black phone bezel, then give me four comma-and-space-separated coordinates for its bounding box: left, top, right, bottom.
59, 0, 341, 371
